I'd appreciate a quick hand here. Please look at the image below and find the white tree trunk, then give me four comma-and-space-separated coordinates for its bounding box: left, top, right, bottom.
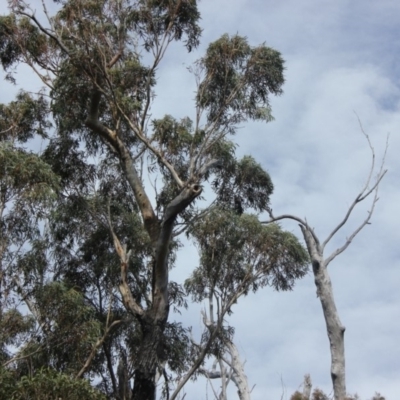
300, 226, 346, 400
266, 128, 387, 400
302, 374, 312, 400
312, 259, 346, 400
199, 339, 251, 400
226, 341, 251, 400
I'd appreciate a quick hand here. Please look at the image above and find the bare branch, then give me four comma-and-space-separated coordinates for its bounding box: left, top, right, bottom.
324, 178, 382, 266
262, 209, 321, 248
3, 345, 45, 367
303, 374, 312, 400
0, 126, 15, 135
322, 118, 388, 250
172, 200, 217, 237
106, 199, 144, 317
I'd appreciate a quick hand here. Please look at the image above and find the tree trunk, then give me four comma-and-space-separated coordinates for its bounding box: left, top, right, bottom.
118, 354, 131, 400
312, 259, 346, 400
299, 226, 346, 400
132, 316, 167, 400
226, 341, 251, 400
302, 374, 312, 400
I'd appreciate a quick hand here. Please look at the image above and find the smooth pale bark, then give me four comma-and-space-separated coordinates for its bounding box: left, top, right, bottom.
198, 340, 251, 400
265, 133, 386, 400
302, 374, 312, 400
300, 226, 346, 400
225, 341, 251, 400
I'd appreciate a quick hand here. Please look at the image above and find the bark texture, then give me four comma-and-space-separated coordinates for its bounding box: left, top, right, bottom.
300, 226, 346, 400
132, 318, 166, 400
226, 341, 251, 400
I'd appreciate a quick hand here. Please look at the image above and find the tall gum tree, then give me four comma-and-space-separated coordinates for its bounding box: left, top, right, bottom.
0, 0, 301, 398
265, 125, 387, 400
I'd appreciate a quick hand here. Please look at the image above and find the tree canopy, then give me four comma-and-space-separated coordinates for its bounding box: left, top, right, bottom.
1, 1, 387, 400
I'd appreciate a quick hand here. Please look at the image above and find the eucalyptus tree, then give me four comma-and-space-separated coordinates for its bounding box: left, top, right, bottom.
182, 208, 309, 400
0, 0, 295, 398
0, 92, 59, 363
265, 127, 387, 400
0, 94, 105, 398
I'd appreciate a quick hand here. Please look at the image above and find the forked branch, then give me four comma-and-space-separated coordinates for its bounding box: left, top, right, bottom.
265, 124, 388, 267
322, 118, 388, 252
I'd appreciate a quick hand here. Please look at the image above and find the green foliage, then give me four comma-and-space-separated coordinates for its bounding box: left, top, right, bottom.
0, 15, 21, 70
0, 14, 50, 78
311, 388, 330, 400
0, 367, 106, 400
290, 391, 304, 400
0, 144, 59, 205
370, 393, 386, 400
0, 91, 51, 141
163, 322, 191, 374
198, 34, 285, 126
289, 387, 383, 400
0, 0, 307, 397
125, 0, 202, 52
186, 208, 309, 304
212, 154, 274, 212
0, 309, 34, 360
31, 283, 102, 371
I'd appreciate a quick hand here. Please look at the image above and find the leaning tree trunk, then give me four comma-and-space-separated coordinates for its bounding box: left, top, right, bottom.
300, 226, 346, 400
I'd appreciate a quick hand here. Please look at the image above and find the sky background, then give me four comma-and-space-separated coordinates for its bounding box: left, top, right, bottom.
1, 0, 400, 399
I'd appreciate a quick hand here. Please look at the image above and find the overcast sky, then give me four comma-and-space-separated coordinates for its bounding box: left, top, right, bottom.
1, 0, 400, 399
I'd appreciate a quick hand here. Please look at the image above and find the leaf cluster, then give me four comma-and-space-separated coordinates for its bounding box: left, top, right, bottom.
185, 208, 309, 305
0, 366, 106, 400
0, 91, 51, 142
0, 14, 51, 74
197, 34, 285, 127
211, 153, 274, 213
126, 0, 201, 52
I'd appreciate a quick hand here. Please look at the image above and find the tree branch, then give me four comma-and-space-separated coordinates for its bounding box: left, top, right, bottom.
263, 209, 321, 249
106, 200, 144, 317
76, 318, 122, 378
324, 179, 382, 267
322, 120, 388, 250
151, 184, 202, 316
18, 11, 70, 55
85, 90, 159, 243
118, 107, 185, 188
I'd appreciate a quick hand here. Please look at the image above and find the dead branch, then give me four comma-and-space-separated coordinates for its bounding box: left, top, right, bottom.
322, 118, 388, 252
